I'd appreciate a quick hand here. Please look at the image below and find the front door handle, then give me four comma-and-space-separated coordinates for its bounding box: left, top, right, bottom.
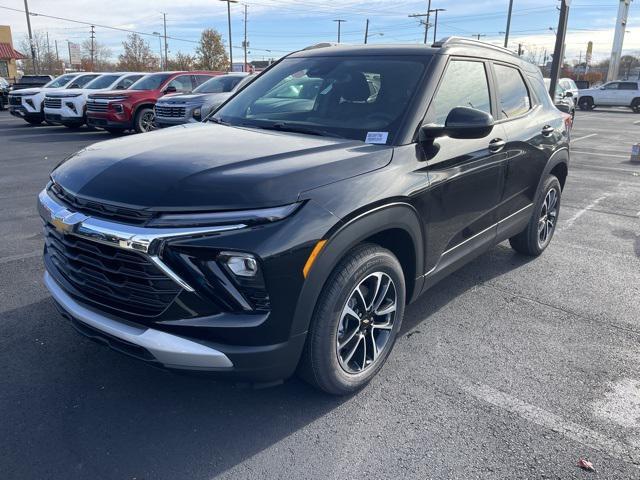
542, 125, 555, 136
488, 138, 506, 152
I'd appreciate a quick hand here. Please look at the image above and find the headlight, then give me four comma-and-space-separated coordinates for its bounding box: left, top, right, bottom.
112, 104, 124, 113
147, 203, 301, 228
192, 107, 201, 121
65, 101, 77, 112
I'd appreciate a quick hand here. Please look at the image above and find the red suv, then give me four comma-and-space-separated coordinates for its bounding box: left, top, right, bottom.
86, 71, 222, 134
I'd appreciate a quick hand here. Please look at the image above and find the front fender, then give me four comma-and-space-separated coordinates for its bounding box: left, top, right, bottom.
290, 202, 425, 337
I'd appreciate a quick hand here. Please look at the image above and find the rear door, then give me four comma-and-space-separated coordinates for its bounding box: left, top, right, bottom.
492, 63, 555, 232
418, 58, 507, 273
598, 82, 620, 105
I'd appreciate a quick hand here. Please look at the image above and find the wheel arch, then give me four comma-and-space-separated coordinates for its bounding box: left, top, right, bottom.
539, 147, 569, 193
290, 202, 425, 337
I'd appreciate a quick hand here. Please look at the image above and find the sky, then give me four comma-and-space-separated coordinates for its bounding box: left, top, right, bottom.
0, 0, 638, 65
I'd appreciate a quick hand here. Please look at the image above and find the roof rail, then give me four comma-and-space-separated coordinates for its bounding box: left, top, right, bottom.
302, 42, 340, 51
432, 36, 518, 57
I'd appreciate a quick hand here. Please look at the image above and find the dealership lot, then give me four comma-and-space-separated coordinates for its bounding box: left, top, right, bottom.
1, 110, 639, 478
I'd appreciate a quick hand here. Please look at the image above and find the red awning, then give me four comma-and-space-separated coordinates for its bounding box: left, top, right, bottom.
0, 43, 27, 60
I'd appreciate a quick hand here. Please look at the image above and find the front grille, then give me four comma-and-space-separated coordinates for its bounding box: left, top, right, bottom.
87, 101, 109, 112
44, 224, 181, 317
44, 97, 62, 109
49, 183, 155, 226
155, 105, 186, 118
9, 96, 21, 106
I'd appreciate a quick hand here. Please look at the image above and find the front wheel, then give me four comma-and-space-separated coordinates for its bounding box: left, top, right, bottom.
509, 175, 562, 256
298, 244, 406, 395
578, 97, 594, 111
631, 98, 640, 113
134, 107, 156, 133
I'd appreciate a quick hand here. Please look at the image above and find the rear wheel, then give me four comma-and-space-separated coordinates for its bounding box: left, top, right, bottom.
104, 127, 126, 135
134, 107, 156, 133
631, 98, 640, 113
298, 244, 405, 395
25, 118, 43, 125
578, 96, 594, 111
509, 175, 561, 256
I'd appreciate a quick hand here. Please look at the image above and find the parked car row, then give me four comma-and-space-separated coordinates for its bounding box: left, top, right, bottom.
7, 70, 239, 132
577, 80, 640, 112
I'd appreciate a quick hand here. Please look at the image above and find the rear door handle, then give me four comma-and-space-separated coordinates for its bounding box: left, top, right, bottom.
542, 125, 555, 136
488, 138, 506, 152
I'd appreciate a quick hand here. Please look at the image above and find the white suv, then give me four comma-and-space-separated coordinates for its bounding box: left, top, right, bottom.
578, 80, 640, 112
8, 73, 100, 125
44, 72, 145, 128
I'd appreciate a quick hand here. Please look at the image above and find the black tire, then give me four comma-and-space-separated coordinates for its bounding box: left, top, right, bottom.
509, 175, 562, 256
298, 243, 406, 395
104, 127, 126, 135
631, 98, 640, 113
134, 107, 155, 133
25, 118, 43, 125
578, 96, 594, 111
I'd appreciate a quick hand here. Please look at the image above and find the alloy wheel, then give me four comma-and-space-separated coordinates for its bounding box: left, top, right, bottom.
140, 111, 156, 132
336, 272, 397, 374
538, 187, 558, 248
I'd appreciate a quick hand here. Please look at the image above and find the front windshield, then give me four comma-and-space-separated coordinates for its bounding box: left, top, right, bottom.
44, 74, 77, 88
67, 74, 99, 88
85, 74, 121, 90
213, 56, 429, 144
195, 75, 245, 94
129, 73, 171, 91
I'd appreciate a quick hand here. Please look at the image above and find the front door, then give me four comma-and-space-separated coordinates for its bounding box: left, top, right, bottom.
411, 58, 506, 277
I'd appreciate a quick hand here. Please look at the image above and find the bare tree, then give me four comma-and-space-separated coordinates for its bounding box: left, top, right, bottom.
167, 51, 197, 70
117, 33, 159, 71
19, 31, 62, 75
80, 39, 114, 71
195, 29, 228, 71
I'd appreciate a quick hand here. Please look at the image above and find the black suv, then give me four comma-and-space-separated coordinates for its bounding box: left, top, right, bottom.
38, 38, 569, 394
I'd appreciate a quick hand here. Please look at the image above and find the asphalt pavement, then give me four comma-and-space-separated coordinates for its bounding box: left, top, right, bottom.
1, 109, 639, 479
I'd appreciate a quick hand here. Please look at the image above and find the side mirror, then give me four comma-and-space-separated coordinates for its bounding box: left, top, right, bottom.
564, 91, 573, 98
420, 107, 494, 140
555, 103, 571, 114
115, 85, 125, 90
69, 83, 80, 89
163, 85, 177, 94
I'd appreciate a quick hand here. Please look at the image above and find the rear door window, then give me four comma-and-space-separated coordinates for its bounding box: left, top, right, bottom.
429, 60, 491, 125
494, 64, 531, 119
620, 82, 638, 90
167, 75, 193, 93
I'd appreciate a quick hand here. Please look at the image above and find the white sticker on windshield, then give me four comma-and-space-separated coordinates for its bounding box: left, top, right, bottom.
365, 132, 389, 144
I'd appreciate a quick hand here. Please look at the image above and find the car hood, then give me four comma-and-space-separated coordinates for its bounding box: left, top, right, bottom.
51, 123, 392, 211
158, 92, 214, 104
11, 86, 62, 95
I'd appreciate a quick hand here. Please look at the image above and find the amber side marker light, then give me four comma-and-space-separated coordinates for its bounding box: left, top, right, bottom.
303, 240, 327, 278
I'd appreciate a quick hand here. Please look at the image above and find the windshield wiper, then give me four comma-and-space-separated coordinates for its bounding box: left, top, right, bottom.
207, 117, 230, 125
247, 122, 345, 139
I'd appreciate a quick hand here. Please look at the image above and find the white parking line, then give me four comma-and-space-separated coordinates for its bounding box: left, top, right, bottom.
571, 133, 597, 143
448, 371, 640, 467
571, 149, 629, 159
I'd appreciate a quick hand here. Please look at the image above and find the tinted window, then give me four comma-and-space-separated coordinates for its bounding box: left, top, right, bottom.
114, 74, 143, 90
45, 74, 77, 88
195, 75, 244, 94
68, 75, 99, 88
130, 73, 172, 90
603, 82, 620, 90
620, 82, 638, 90
430, 60, 491, 125
494, 64, 530, 118
215, 56, 429, 144
167, 75, 193, 92
194, 74, 214, 86
85, 75, 121, 89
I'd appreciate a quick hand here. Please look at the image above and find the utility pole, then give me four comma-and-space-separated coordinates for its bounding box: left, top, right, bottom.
46, 31, 51, 72
549, 0, 570, 99
504, 0, 514, 48
425, 0, 432, 44
23, 0, 38, 74
364, 18, 369, 44
430, 8, 445, 43
243, 4, 248, 72
54, 39, 60, 73
607, 0, 631, 81
408, 13, 429, 44
333, 19, 346, 43
90, 25, 95, 71
162, 12, 168, 70
472, 33, 486, 41
219, 0, 237, 71
518, 43, 523, 56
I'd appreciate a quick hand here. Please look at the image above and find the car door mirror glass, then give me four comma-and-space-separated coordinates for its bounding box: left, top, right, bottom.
421, 107, 494, 141
164, 85, 177, 94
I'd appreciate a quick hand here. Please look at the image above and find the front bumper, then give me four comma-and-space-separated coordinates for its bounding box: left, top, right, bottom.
9, 105, 43, 121
45, 271, 233, 370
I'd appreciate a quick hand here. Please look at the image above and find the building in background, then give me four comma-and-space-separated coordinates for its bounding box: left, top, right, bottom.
0, 25, 26, 81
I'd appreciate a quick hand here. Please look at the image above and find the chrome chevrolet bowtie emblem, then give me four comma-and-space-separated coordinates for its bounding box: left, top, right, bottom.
49, 208, 88, 235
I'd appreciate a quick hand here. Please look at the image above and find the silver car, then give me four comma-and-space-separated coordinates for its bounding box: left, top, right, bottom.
155, 73, 254, 127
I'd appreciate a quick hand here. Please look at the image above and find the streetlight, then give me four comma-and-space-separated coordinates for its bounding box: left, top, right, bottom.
429, 8, 445, 44
153, 32, 163, 69
219, 0, 238, 71
333, 19, 346, 43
